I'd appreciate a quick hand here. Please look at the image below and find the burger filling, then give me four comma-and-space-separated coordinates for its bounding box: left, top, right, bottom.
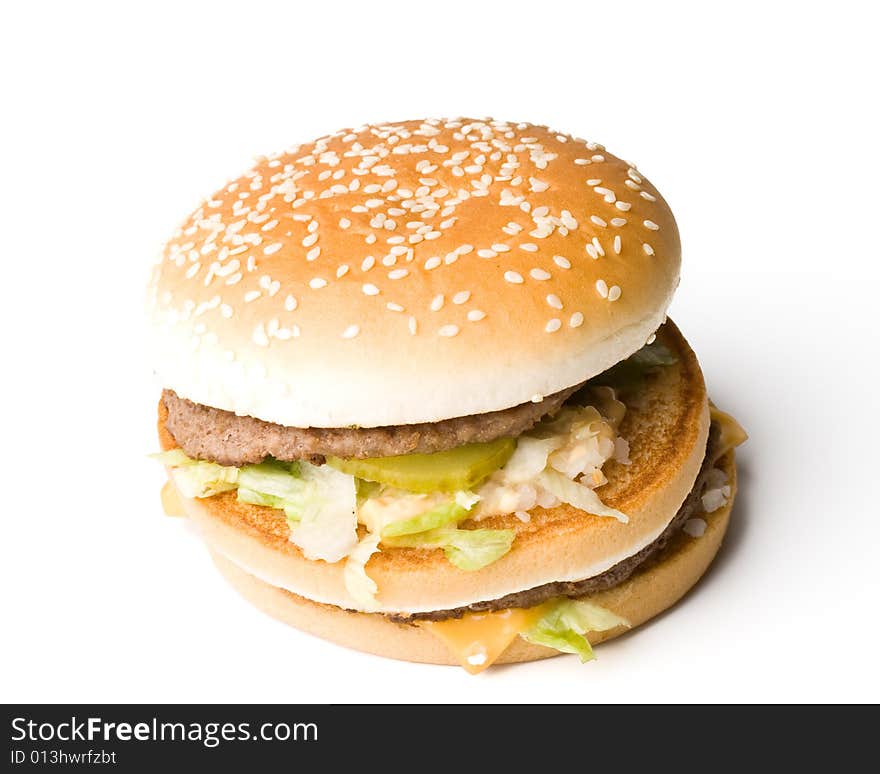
155, 340, 747, 669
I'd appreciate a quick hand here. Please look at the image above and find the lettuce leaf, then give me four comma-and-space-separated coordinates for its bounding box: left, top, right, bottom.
287, 463, 358, 563
500, 436, 564, 483
380, 491, 479, 538
589, 341, 677, 392
521, 600, 630, 662
385, 527, 515, 570
343, 532, 382, 611
170, 462, 238, 498
538, 469, 628, 523
152, 449, 239, 498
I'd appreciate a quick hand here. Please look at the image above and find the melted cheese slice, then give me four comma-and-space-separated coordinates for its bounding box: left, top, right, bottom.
160, 479, 187, 517
709, 404, 748, 460
420, 606, 546, 674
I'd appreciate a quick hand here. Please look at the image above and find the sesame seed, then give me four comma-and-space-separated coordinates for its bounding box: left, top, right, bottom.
220, 304, 233, 318
574, 158, 591, 165
339, 218, 351, 229
628, 169, 642, 183
553, 255, 571, 269
586, 178, 602, 186
438, 324, 460, 337
608, 285, 621, 301
546, 294, 563, 310
467, 309, 486, 321
646, 333, 657, 345
595, 279, 609, 298
430, 294, 444, 311
644, 220, 660, 230
424, 256, 441, 270
625, 180, 641, 190
643, 243, 655, 256
342, 324, 360, 339
408, 316, 418, 335
263, 242, 283, 255
252, 323, 269, 347
309, 277, 327, 289
610, 217, 627, 227
530, 268, 551, 280
570, 312, 584, 328
362, 283, 380, 296
613, 235, 622, 254
458, 244, 474, 255
386, 302, 404, 312
302, 233, 318, 247
284, 294, 298, 311
336, 264, 349, 278
520, 243, 538, 252
491, 243, 510, 252
306, 246, 321, 261
477, 249, 497, 258
640, 191, 657, 201
586, 244, 599, 259
545, 318, 562, 333
590, 215, 607, 227
453, 291, 471, 304
388, 268, 409, 279
504, 271, 524, 284
615, 201, 631, 211
361, 256, 375, 271
244, 290, 261, 302
529, 177, 549, 192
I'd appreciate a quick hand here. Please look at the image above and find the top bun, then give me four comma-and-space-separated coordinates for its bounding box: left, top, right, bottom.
147, 118, 680, 427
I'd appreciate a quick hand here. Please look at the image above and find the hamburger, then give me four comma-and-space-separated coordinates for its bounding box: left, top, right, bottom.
148, 118, 746, 673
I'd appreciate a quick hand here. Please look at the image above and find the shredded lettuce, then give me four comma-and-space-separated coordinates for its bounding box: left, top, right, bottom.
171, 462, 238, 498
152, 449, 239, 498
522, 600, 630, 661
236, 460, 317, 521
538, 469, 628, 523
590, 341, 677, 392
343, 532, 382, 611
381, 491, 479, 538
151, 449, 196, 467
385, 527, 515, 570
287, 463, 358, 563
500, 436, 563, 483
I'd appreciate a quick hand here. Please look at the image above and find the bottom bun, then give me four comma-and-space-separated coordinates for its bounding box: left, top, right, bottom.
206, 451, 737, 668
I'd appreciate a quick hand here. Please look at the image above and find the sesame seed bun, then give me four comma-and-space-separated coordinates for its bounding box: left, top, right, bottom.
160, 321, 708, 615
205, 449, 737, 666
147, 118, 680, 427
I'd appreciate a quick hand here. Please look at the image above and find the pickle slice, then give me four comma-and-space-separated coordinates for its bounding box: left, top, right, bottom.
327, 438, 516, 493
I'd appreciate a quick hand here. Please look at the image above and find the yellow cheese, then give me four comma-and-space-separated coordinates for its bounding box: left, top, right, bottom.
420, 606, 546, 674
160, 479, 187, 517
709, 404, 748, 460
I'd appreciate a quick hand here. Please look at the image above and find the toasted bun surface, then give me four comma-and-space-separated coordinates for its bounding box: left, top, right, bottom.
207, 450, 736, 666
160, 321, 708, 615
147, 118, 680, 427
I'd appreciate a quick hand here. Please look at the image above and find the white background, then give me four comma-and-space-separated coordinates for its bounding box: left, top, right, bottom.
2, 1, 877, 703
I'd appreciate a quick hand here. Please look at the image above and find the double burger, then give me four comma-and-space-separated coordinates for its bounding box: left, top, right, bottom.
148, 118, 746, 673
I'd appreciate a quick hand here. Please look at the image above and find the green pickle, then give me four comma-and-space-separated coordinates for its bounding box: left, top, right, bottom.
327, 437, 516, 493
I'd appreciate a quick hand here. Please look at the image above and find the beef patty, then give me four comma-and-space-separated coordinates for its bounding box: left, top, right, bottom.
390, 422, 722, 623
162, 385, 580, 466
